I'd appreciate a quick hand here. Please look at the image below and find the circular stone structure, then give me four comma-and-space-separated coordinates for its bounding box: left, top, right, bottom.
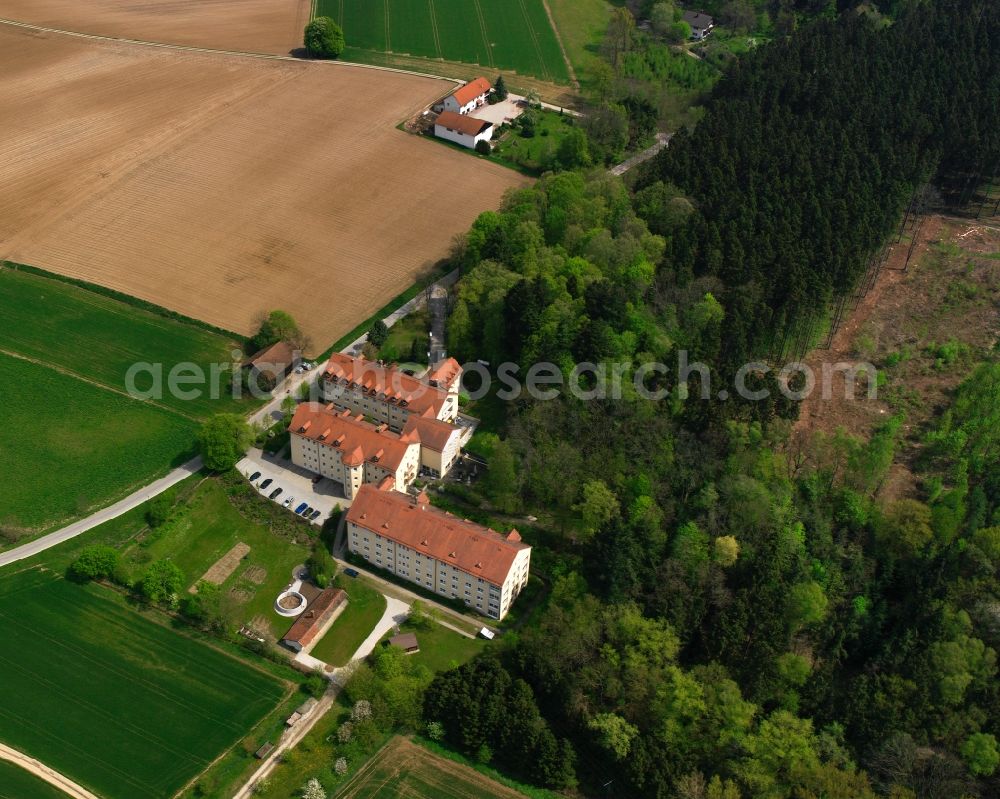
275, 590, 307, 617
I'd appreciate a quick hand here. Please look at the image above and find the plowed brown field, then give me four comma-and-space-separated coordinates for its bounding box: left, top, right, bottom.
0, 25, 527, 351
0, 0, 311, 55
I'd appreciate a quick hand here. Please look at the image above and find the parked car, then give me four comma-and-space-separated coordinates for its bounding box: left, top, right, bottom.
283, 496, 295, 508
309, 509, 322, 521
295, 502, 308, 514
260, 478, 273, 490
303, 506, 314, 516
269, 487, 282, 499
249, 471, 261, 482
344, 568, 359, 578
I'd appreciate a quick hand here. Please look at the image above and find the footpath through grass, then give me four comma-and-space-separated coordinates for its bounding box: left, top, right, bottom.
0, 570, 287, 799
309, 573, 387, 666
0, 760, 70, 799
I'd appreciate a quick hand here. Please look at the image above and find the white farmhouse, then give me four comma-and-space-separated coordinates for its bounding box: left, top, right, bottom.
438, 77, 492, 115
682, 10, 714, 40
434, 111, 494, 150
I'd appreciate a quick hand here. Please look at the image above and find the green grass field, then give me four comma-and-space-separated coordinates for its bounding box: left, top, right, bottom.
0, 353, 197, 532
0, 267, 254, 419
0, 760, 70, 799
545, 0, 610, 82
0, 266, 266, 536
309, 574, 387, 666
120, 478, 310, 634
0, 570, 287, 799
320, 0, 570, 83
380, 619, 486, 673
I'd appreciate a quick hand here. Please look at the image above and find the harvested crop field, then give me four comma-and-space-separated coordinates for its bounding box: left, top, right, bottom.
0, 25, 527, 351
0, 0, 311, 55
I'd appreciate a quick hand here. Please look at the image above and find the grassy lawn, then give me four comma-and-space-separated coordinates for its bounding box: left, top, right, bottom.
379, 309, 430, 365
0, 266, 257, 419
0, 353, 197, 534
490, 109, 581, 173
309, 573, 387, 666
382, 619, 486, 674
0, 760, 70, 799
0, 569, 288, 799
320, 0, 569, 83
120, 478, 311, 637
546, 0, 611, 83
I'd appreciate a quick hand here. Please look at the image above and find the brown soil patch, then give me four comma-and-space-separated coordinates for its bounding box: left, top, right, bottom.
335, 736, 529, 799
229, 588, 253, 603
0, 0, 311, 55
791, 215, 1000, 498
0, 26, 528, 352
241, 565, 267, 585
191, 542, 251, 593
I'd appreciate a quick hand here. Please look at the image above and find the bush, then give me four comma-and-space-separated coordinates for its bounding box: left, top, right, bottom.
146, 494, 172, 528
140, 559, 184, 606
304, 17, 345, 59
367, 320, 389, 347
69, 545, 121, 582
475, 139, 492, 155
198, 414, 253, 471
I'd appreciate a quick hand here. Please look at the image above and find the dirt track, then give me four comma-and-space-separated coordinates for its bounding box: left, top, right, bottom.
0, 0, 311, 55
0, 742, 100, 799
0, 24, 527, 351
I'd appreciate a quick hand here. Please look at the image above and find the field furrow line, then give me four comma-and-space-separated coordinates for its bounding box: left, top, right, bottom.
0, 706, 156, 797
0, 348, 199, 422
472, 0, 494, 68
517, 0, 551, 81
428, 0, 443, 59
384, 0, 391, 51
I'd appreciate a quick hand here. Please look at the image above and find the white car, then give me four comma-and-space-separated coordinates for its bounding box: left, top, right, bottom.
283, 496, 295, 508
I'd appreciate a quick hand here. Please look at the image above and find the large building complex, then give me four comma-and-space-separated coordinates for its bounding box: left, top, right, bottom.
289, 402, 421, 499
346, 484, 531, 620
320, 353, 462, 432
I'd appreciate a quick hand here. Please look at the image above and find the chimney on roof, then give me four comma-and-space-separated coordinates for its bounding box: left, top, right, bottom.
325, 403, 334, 411
319, 427, 331, 440
475, 562, 483, 569
299, 420, 312, 432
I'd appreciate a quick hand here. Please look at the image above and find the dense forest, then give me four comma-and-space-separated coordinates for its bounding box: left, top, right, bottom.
643, 0, 1000, 363
347, 2, 1000, 797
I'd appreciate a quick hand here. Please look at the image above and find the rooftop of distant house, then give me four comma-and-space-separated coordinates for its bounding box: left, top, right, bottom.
243, 340, 298, 378
281, 587, 347, 649
436, 111, 493, 138
451, 77, 491, 107
682, 10, 714, 28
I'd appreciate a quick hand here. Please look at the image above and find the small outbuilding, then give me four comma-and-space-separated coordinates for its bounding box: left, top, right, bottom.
243, 340, 300, 391
280, 588, 348, 653
682, 10, 714, 40
255, 742, 275, 759
388, 632, 420, 654
434, 111, 494, 150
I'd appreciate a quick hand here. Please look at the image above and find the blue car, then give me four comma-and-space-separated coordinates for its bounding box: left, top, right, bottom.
344, 568, 359, 578
295, 502, 308, 514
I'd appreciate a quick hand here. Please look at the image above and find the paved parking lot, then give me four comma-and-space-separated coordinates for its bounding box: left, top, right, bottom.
237, 449, 352, 525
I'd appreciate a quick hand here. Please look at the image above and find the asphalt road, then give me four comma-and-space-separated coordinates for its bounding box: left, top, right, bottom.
0, 457, 203, 569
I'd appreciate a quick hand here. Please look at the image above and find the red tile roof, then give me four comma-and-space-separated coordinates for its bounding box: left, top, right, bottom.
281, 588, 347, 649
427, 358, 462, 390
243, 340, 298, 379
289, 402, 415, 471
322, 353, 449, 417
347, 486, 528, 586
436, 111, 493, 138
451, 77, 491, 107
401, 415, 460, 453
